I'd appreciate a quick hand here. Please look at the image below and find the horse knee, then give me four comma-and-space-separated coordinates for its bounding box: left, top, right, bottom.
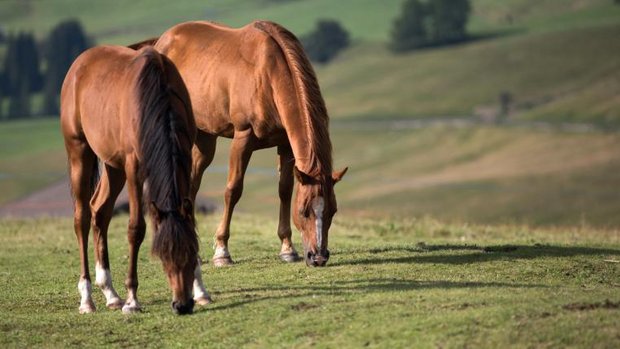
224, 184, 243, 205
127, 220, 146, 245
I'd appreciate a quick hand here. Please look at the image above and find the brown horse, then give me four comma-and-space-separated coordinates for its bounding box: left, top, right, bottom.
61, 45, 210, 314
133, 21, 347, 268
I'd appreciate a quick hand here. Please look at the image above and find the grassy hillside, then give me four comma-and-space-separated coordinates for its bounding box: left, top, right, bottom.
1, 0, 619, 122
0, 119, 65, 204
2, 119, 620, 229
0, 215, 618, 347
319, 23, 620, 124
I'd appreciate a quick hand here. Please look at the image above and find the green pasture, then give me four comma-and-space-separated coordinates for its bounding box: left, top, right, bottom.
0, 119, 65, 204
0, 214, 618, 348
2, 119, 620, 230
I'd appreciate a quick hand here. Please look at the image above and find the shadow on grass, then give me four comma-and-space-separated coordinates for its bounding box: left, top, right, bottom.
202, 278, 543, 312
331, 244, 620, 266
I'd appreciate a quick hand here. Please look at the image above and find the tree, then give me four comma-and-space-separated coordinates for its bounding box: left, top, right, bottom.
390, 0, 471, 52
426, 0, 470, 45
2, 32, 42, 118
390, 0, 428, 52
302, 19, 350, 64
43, 19, 90, 115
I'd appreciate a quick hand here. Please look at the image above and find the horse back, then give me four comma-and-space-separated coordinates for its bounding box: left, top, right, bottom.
61, 46, 193, 169
155, 21, 292, 141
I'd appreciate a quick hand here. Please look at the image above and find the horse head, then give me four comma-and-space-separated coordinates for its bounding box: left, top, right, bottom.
150, 198, 198, 315
292, 166, 347, 267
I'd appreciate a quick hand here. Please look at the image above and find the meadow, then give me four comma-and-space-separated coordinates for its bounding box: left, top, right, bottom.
0, 214, 618, 348
1, 1, 620, 347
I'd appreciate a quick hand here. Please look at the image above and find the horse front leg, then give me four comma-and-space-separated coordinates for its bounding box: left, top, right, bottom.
122, 157, 146, 313
90, 164, 125, 310
213, 130, 254, 267
190, 132, 216, 305
277, 145, 301, 262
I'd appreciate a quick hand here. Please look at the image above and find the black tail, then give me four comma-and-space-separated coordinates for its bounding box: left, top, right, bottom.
135, 48, 198, 269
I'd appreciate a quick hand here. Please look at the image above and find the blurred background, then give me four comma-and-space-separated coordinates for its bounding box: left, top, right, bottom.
0, 0, 619, 228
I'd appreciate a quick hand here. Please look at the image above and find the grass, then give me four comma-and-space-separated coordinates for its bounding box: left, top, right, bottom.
3, 119, 620, 229
0, 214, 618, 348
317, 23, 620, 123
0, 118, 65, 204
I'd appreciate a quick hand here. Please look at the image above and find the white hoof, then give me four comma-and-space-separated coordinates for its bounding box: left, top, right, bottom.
122, 301, 142, 314
79, 300, 96, 314
106, 297, 124, 310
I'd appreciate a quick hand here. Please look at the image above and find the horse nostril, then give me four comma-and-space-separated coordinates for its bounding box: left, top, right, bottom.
306, 251, 313, 260
171, 300, 194, 315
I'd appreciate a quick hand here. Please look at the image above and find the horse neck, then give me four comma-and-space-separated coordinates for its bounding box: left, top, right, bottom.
272, 81, 332, 177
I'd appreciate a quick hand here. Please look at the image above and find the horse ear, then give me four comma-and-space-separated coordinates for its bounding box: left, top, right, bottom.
332, 167, 348, 184
149, 201, 162, 220
182, 198, 194, 217
294, 166, 314, 185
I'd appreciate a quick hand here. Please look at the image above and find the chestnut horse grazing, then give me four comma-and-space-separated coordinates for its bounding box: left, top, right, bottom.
61, 46, 210, 314
134, 21, 347, 267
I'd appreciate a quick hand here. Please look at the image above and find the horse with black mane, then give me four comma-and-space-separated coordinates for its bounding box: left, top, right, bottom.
131, 20, 347, 268
61, 45, 210, 314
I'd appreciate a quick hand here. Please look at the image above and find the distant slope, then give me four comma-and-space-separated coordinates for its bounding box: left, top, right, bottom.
3, 120, 620, 228
318, 23, 620, 124
1, 0, 619, 122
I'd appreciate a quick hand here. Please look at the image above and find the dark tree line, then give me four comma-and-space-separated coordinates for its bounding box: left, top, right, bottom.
300, 0, 471, 63
0, 19, 90, 120
302, 19, 350, 64
391, 0, 471, 52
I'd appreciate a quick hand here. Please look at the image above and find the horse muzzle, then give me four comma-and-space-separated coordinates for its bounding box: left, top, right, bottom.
306, 249, 330, 267
171, 298, 195, 315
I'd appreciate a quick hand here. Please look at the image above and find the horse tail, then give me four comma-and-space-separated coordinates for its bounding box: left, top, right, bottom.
253, 20, 332, 176
127, 37, 159, 50
135, 47, 198, 270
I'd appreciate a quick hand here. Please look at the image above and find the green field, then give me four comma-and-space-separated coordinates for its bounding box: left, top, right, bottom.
1, 1, 619, 347
0, 119, 65, 204
0, 214, 618, 348
4, 119, 620, 230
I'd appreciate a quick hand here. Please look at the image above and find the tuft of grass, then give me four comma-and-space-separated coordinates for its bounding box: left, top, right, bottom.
0, 214, 618, 348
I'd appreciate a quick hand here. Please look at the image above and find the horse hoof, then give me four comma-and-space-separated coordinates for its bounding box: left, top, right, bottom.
122, 303, 142, 314
194, 295, 212, 306
212, 256, 234, 267
79, 301, 96, 314
279, 251, 302, 263
106, 298, 124, 310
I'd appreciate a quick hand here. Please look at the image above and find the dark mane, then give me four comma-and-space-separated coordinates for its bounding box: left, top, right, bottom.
254, 20, 333, 177
135, 48, 197, 269
128, 37, 159, 50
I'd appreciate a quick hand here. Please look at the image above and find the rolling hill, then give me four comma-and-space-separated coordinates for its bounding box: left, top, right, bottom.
1, 0, 619, 122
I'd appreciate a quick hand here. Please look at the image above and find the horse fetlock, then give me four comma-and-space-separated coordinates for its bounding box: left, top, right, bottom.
213, 245, 230, 259
193, 265, 212, 305
78, 278, 96, 314
212, 245, 233, 267
279, 243, 301, 263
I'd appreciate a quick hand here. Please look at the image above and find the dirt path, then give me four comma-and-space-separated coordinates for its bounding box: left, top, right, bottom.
0, 179, 216, 218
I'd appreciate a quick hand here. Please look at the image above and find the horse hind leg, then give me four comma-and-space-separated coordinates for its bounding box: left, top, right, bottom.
213, 131, 254, 267
122, 156, 146, 313
277, 145, 301, 263
66, 138, 97, 314
90, 164, 125, 310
